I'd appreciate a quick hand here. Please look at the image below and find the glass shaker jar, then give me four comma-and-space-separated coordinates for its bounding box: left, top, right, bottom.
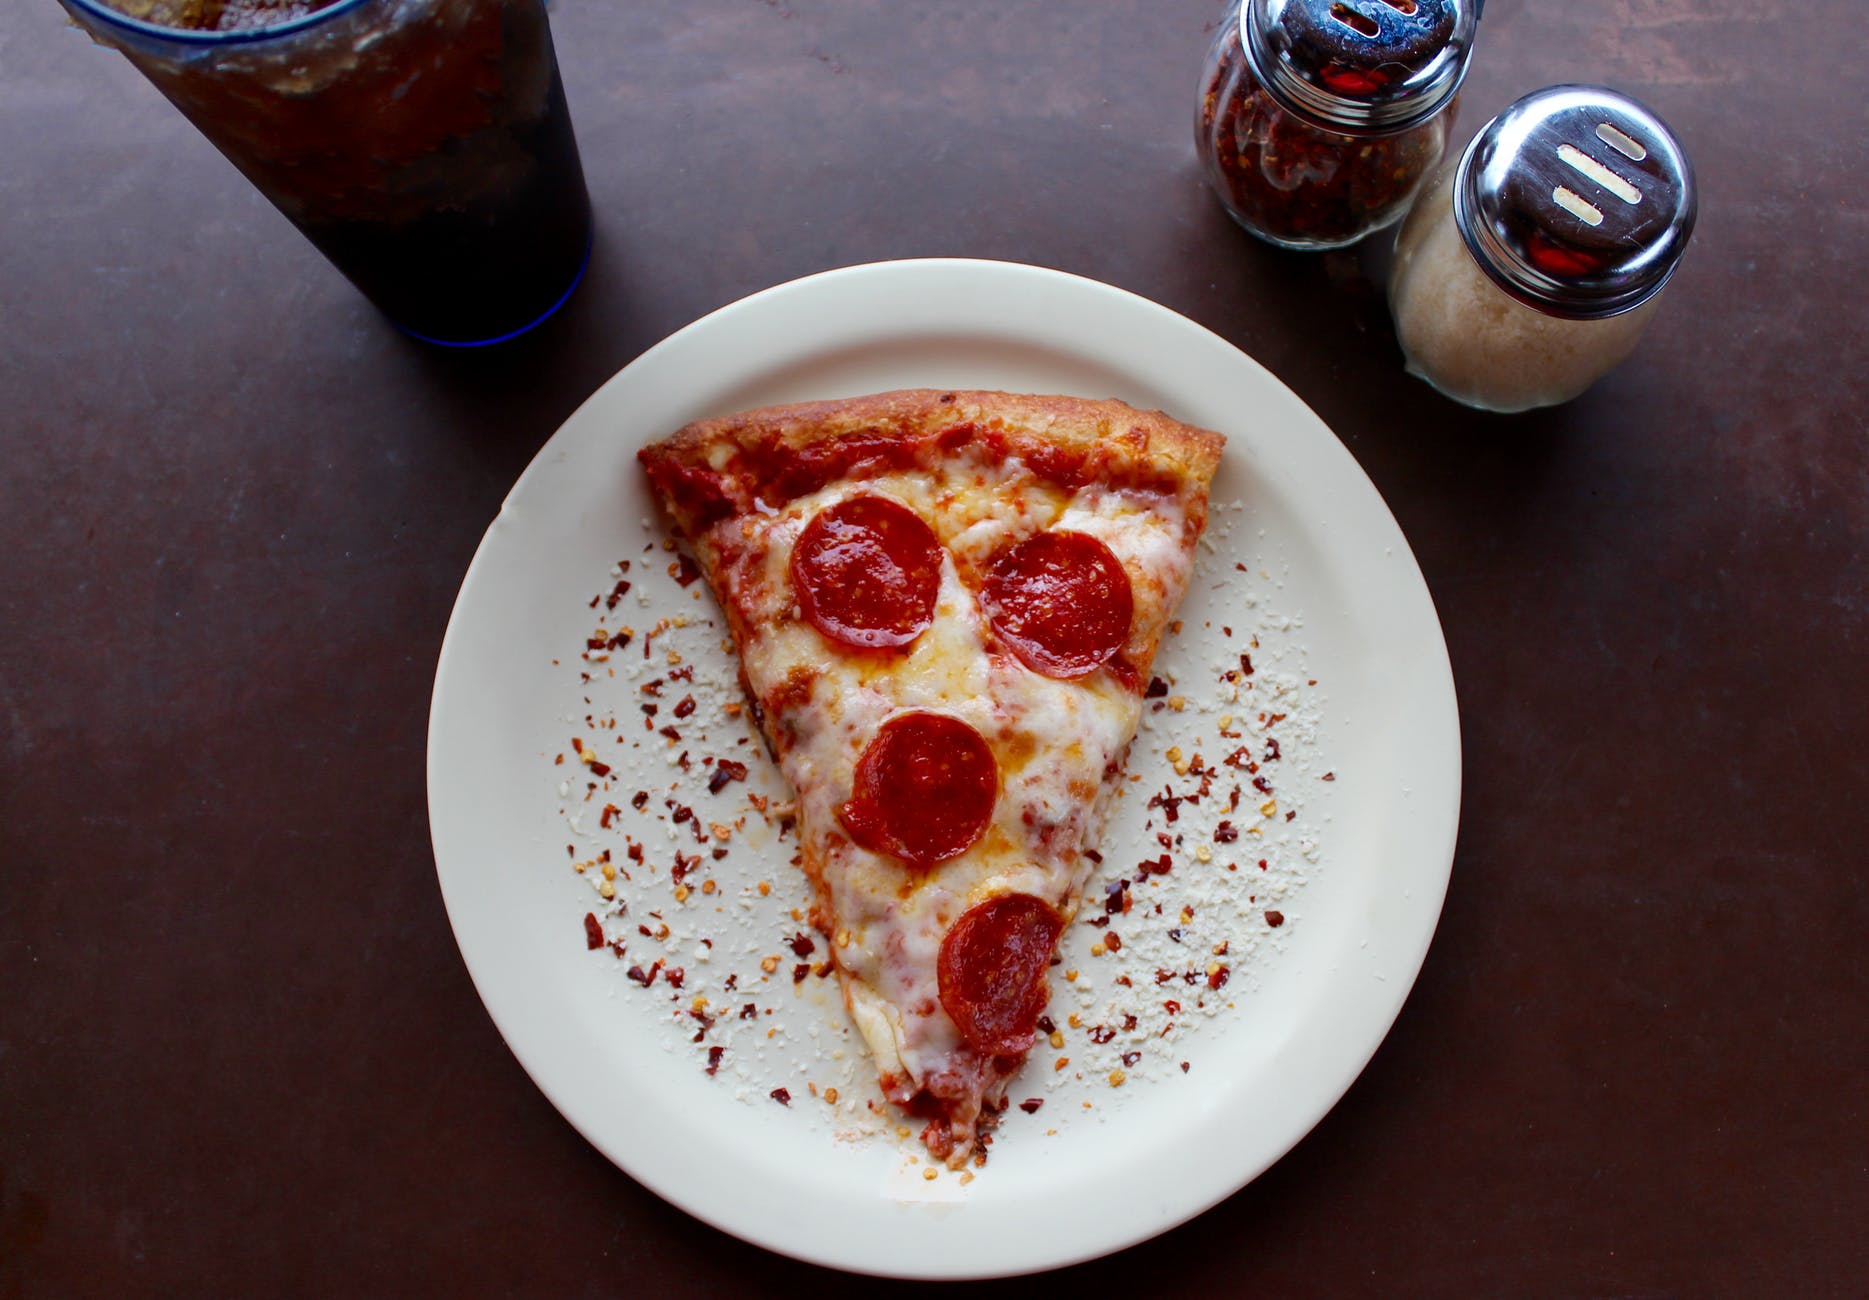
1389, 85, 1697, 412
1196, 0, 1477, 250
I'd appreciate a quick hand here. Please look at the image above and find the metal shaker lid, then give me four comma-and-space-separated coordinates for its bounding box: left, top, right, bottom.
1240, 0, 1478, 134
1453, 84, 1697, 319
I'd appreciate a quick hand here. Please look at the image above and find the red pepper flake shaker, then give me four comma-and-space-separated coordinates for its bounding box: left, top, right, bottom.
1196, 0, 1478, 249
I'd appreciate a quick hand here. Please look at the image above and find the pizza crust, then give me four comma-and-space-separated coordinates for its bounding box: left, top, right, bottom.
680, 388, 1224, 470
642, 389, 1225, 539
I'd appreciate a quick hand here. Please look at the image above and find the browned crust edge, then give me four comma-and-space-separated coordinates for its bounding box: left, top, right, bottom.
642, 388, 1226, 494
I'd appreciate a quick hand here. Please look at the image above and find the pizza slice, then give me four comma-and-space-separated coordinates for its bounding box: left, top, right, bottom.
638, 389, 1224, 1165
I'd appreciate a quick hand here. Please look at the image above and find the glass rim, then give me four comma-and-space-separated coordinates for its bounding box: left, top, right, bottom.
62, 0, 375, 47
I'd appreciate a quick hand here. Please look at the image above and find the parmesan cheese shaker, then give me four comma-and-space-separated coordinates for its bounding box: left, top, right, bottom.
1195, 0, 1478, 250
1388, 85, 1697, 412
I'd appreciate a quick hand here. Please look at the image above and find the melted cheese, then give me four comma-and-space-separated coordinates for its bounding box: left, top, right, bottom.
697, 456, 1196, 1111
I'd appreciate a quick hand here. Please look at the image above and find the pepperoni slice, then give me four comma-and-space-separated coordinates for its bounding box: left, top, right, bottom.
790, 495, 943, 651
981, 530, 1133, 679
938, 894, 1063, 1057
839, 712, 997, 868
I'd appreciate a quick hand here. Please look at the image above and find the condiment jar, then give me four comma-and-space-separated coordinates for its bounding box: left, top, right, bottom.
1195, 0, 1477, 250
1389, 85, 1698, 412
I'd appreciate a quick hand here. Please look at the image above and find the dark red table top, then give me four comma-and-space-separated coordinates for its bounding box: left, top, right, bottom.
4, 1, 1864, 1294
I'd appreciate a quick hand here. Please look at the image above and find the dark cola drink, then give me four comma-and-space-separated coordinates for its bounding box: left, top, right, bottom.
65, 0, 592, 345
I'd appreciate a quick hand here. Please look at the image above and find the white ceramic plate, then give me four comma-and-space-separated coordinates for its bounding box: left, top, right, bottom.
427, 259, 1460, 1278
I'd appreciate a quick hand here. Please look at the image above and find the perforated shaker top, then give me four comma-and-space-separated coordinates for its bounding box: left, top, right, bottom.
1241, 0, 1478, 133
1453, 84, 1698, 319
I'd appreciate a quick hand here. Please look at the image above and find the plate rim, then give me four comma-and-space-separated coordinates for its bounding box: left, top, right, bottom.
427, 257, 1462, 1278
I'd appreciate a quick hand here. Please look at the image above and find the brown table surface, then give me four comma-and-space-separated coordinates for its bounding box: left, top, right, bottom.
4, 1, 1865, 1294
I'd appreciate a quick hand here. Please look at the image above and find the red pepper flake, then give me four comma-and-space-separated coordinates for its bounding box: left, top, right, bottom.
672, 554, 703, 587
792, 963, 811, 984
1089, 1025, 1116, 1045
1208, 965, 1231, 990
1121, 1014, 1137, 1031
1321, 771, 1336, 782
1138, 854, 1173, 878
665, 967, 685, 989
626, 963, 657, 987
1147, 787, 1184, 822
706, 1045, 725, 1076
1180, 1061, 1191, 1073
788, 932, 816, 958
582, 913, 604, 950
1019, 1098, 1044, 1114
708, 759, 749, 795
587, 758, 612, 778
599, 803, 621, 829
1265, 910, 1285, 928
604, 579, 632, 610
1252, 774, 1273, 794
1239, 653, 1254, 677
1144, 676, 1169, 699
1214, 820, 1238, 843
639, 679, 664, 697
673, 695, 697, 719
770, 1087, 791, 1105
1163, 999, 1181, 1015
1121, 1051, 1142, 1068
1035, 1015, 1056, 1035
1263, 737, 1281, 761
740, 1002, 758, 1020
1104, 931, 1123, 952
1103, 878, 1131, 915
659, 726, 682, 743
631, 790, 649, 810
